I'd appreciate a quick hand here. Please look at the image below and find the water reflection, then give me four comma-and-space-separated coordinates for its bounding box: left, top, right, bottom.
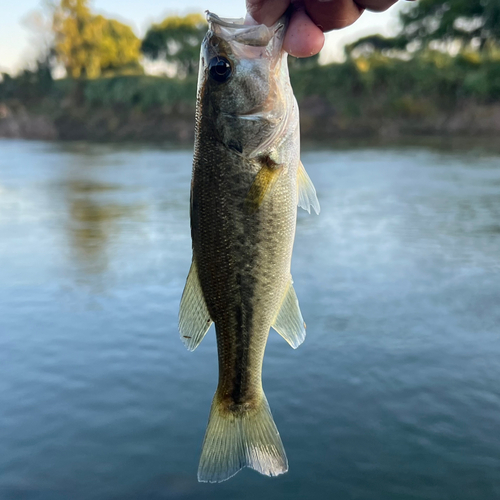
64, 181, 141, 277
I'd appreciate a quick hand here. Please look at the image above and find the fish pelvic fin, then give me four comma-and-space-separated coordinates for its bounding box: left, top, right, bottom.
197, 391, 288, 483
297, 161, 320, 215
179, 260, 213, 351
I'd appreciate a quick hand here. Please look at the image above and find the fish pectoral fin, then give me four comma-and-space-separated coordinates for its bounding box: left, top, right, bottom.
272, 278, 306, 349
297, 161, 320, 215
179, 260, 213, 351
244, 156, 283, 214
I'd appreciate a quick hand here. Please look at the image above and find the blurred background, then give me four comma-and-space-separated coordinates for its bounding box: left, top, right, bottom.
2, 0, 500, 140
1, 1, 500, 499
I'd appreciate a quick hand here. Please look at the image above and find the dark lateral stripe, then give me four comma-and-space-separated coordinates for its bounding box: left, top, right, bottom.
231, 302, 246, 404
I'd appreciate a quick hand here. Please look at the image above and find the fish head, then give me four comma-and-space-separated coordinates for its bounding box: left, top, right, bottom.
198, 11, 294, 157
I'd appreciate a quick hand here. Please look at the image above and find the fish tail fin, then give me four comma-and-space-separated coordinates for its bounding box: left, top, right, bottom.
197, 391, 288, 483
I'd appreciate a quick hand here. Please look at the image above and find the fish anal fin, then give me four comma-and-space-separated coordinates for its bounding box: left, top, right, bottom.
244, 155, 283, 214
179, 260, 213, 351
272, 279, 306, 349
297, 161, 320, 215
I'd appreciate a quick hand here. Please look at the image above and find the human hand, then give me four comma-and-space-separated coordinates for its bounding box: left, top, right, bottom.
246, 0, 401, 57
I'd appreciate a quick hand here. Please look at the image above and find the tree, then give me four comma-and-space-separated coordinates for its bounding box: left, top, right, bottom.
399, 0, 500, 52
53, 0, 142, 78
141, 14, 206, 77
0, 55, 54, 103
94, 16, 143, 75
345, 34, 408, 58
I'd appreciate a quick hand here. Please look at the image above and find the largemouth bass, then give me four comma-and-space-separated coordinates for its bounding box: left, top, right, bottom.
179, 11, 320, 483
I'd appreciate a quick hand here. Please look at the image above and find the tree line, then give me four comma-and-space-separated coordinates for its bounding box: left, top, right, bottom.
13, 0, 500, 81
40, 0, 206, 79
1, 0, 500, 130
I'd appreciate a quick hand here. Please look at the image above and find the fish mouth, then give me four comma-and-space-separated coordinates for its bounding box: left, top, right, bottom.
206, 11, 286, 49
205, 12, 248, 29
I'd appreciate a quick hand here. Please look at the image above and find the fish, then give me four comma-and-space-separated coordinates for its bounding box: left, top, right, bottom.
178, 10, 320, 483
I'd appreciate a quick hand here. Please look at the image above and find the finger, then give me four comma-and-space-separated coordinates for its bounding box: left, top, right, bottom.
304, 0, 363, 31
246, 0, 291, 26
283, 8, 325, 57
354, 0, 398, 12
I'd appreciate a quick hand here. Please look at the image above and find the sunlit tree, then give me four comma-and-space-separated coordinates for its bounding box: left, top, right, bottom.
53, 0, 142, 78
94, 16, 142, 75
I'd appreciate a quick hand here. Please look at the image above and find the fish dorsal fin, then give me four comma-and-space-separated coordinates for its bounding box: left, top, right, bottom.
297, 161, 320, 215
244, 155, 283, 214
272, 278, 306, 349
179, 260, 213, 351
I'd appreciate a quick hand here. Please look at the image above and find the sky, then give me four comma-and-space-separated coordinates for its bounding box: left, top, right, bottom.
0, 0, 405, 75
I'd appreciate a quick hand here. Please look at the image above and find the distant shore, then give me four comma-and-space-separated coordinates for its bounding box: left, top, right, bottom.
3, 51, 500, 144
1, 100, 500, 143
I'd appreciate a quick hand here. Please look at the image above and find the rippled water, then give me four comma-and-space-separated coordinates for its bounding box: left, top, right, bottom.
0, 139, 499, 499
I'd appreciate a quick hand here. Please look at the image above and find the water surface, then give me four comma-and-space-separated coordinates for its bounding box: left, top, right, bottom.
0, 139, 499, 499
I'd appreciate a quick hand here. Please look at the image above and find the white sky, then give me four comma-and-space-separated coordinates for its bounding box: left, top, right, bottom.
0, 0, 405, 75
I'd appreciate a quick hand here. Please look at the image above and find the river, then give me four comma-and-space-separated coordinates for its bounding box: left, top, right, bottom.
0, 139, 499, 499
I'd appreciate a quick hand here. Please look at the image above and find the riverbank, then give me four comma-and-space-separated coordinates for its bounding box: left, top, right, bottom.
2, 53, 500, 142
1, 99, 500, 143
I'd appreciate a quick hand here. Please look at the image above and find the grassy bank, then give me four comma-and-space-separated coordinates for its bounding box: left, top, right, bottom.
2, 52, 500, 142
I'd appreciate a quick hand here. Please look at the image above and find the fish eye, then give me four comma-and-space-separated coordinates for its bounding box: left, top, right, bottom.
208, 57, 232, 83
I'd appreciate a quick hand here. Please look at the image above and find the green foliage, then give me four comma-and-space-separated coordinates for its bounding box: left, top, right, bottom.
291, 60, 364, 106
82, 75, 197, 110
53, 0, 142, 78
400, 0, 500, 51
461, 61, 500, 99
3, 53, 500, 123
141, 14, 206, 77
290, 49, 500, 121
0, 60, 53, 104
288, 53, 320, 70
